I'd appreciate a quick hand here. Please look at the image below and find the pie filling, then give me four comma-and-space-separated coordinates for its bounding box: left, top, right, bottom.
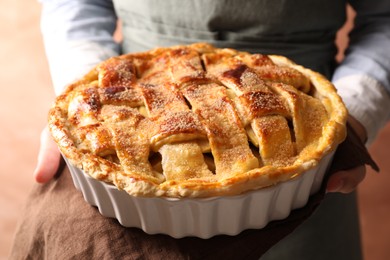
49, 43, 347, 197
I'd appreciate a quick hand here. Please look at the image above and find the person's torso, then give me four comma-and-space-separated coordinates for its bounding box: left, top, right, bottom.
113, 0, 347, 76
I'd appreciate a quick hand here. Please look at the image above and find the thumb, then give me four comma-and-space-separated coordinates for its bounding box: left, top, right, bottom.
326, 165, 366, 193
33, 126, 62, 183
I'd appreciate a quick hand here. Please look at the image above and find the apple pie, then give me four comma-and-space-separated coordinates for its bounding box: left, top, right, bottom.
48, 43, 347, 198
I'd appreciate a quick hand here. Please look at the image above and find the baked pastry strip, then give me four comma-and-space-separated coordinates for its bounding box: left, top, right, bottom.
97, 57, 137, 88
239, 88, 296, 165
168, 47, 208, 86
250, 116, 296, 166
203, 53, 296, 166
100, 105, 164, 183
267, 82, 327, 153
95, 52, 213, 181
76, 124, 116, 157
67, 86, 101, 127
235, 53, 311, 93
234, 55, 322, 155
167, 48, 259, 178
140, 83, 213, 180
65, 85, 116, 157
183, 83, 259, 178
96, 57, 144, 108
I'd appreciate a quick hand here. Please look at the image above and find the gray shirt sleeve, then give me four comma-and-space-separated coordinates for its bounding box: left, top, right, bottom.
332, 0, 390, 144
333, 0, 390, 93
40, 0, 120, 94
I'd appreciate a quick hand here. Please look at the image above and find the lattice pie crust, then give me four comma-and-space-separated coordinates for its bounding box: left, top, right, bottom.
48, 43, 347, 198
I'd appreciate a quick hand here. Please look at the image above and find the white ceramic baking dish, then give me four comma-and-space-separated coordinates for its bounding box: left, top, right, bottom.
66, 152, 333, 239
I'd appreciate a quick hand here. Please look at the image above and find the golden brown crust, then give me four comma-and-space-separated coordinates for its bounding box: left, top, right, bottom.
48, 43, 347, 198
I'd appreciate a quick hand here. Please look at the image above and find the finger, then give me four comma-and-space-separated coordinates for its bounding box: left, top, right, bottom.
33, 127, 61, 183
326, 165, 366, 193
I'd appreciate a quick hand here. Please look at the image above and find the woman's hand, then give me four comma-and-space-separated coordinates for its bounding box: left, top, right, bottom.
326, 166, 366, 193
33, 126, 62, 183
326, 115, 368, 193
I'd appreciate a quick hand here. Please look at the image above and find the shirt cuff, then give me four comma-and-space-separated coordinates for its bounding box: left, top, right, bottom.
333, 74, 390, 146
